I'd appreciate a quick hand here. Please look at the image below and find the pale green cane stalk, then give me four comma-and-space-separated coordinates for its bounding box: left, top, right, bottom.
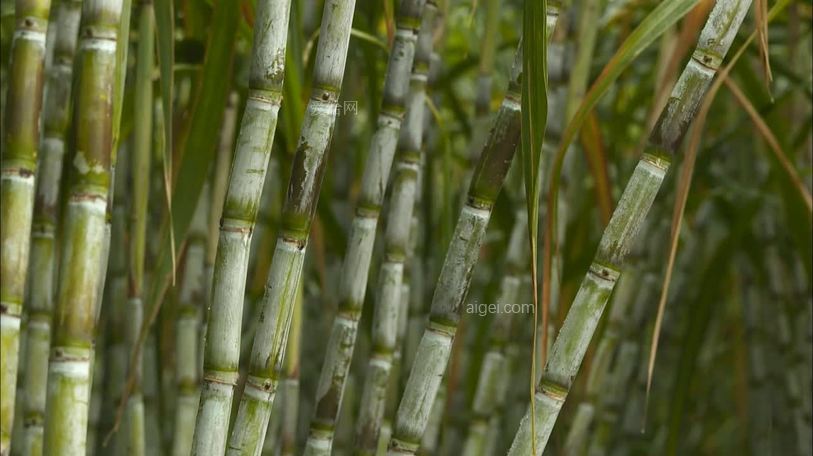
200, 91, 238, 376
354, 4, 436, 453
461, 211, 527, 456
304, 1, 427, 451
124, 1, 154, 453
562, 270, 641, 455
172, 185, 209, 456
278, 282, 303, 456
377, 282, 411, 455
16, 1, 81, 453
0, 0, 53, 448
387, 6, 560, 453
41, 0, 124, 452
507, 1, 753, 453
191, 0, 292, 452
225, 0, 355, 453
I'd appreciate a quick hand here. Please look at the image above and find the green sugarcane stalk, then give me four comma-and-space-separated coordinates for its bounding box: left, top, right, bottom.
377, 282, 411, 455
303, 1, 427, 451
191, 0, 292, 452
507, 1, 753, 453
200, 91, 238, 376
278, 281, 303, 456
562, 255, 649, 455
0, 0, 53, 447
124, 1, 154, 452
16, 1, 81, 453
353, 4, 436, 453
387, 6, 560, 453
461, 211, 527, 456
224, 0, 356, 453
172, 186, 208, 456
40, 0, 124, 452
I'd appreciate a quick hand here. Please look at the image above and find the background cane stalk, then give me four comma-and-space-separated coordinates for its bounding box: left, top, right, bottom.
508, 0, 754, 453
226, 0, 356, 453
16, 1, 81, 453
191, 0, 293, 452
0, 0, 53, 449
304, 1, 428, 453
41, 0, 124, 452
387, 4, 561, 453
353, 4, 437, 452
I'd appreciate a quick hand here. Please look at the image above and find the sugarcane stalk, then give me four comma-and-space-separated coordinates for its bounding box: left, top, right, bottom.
40, 0, 124, 452
191, 0, 292, 452
377, 281, 411, 455
353, 4, 436, 453
303, 1, 427, 451
387, 6, 560, 452
507, 1, 753, 453
0, 0, 53, 447
461, 210, 527, 456
123, 1, 154, 452
171, 185, 208, 456
14, 1, 81, 453
561, 266, 642, 455
223, 0, 355, 453
200, 91, 238, 375
279, 281, 303, 456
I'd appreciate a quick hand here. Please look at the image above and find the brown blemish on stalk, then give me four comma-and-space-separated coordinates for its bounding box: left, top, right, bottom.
1, 167, 35, 177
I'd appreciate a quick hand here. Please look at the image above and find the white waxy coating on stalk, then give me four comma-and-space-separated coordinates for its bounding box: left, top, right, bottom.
429, 204, 491, 320
12, 29, 46, 46
305, 2, 427, 453
43, 347, 92, 454
194, 0, 291, 450
2, 0, 55, 445
389, 328, 453, 454
339, 216, 379, 306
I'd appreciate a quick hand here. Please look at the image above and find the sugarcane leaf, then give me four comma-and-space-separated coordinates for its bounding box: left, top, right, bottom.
520, 0, 547, 277
156, 0, 238, 307
155, 0, 175, 282
521, 0, 547, 451
112, 0, 133, 156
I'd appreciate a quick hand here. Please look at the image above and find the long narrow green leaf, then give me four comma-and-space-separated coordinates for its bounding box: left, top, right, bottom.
154, 0, 175, 278
106, 3, 239, 440
521, 0, 548, 453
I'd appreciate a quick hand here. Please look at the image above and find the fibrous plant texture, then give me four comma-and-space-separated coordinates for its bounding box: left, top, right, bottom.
1, 0, 810, 455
